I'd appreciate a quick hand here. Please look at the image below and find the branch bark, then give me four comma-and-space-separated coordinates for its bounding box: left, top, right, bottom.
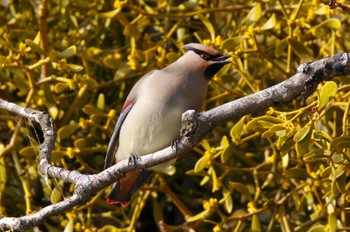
0, 53, 349, 231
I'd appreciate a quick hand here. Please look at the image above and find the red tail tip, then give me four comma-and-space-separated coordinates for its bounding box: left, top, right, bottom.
106, 198, 131, 206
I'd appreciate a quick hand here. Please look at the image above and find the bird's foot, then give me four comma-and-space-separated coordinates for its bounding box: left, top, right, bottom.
171, 139, 179, 153
128, 154, 141, 167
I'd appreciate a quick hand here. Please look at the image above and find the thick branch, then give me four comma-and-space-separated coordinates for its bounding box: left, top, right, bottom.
205, 53, 349, 127
0, 53, 349, 231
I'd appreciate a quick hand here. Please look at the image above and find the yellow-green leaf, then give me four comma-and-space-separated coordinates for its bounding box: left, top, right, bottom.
279, 137, 295, 156
85, 78, 98, 87
64, 218, 74, 232
220, 135, 229, 149
331, 178, 340, 196
285, 167, 309, 179
25, 39, 44, 55
346, 195, 350, 203
332, 166, 345, 179
320, 166, 331, 178
69, 15, 79, 29
119, 13, 141, 40
113, 63, 131, 81
103, 55, 123, 69
230, 116, 246, 143
221, 143, 235, 163
200, 139, 211, 151
251, 214, 262, 232
48, 104, 59, 120
19, 146, 40, 158
178, 1, 199, 10
97, 93, 105, 110
65, 63, 83, 72
58, 45, 77, 59
33, 31, 41, 44
330, 136, 350, 151
91, 114, 104, 124
166, 52, 180, 63
314, 18, 341, 30
293, 125, 311, 142
246, 3, 262, 23
314, 5, 330, 15
51, 151, 67, 162
187, 208, 211, 222
318, 81, 337, 110
74, 138, 86, 150
335, 171, 346, 193
50, 186, 63, 204
261, 13, 276, 31
163, 165, 176, 176
287, 38, 311, 61
200, 175, 210, 186
194, 154, 210, 173
328, 213, 337, 232
276, 39, 288, 57
222, 188, 233, 214
98, 9, 121, 18
275, 129, 287, 137
282, 153, 289, 169
83, 105, 103, 115
58, 124, 80, 140
198, 14, 215, 42
262, 124, 286, 138
314, 130, 332, 142
335, 141, 350, 149
14, 74, 29, 94
295, 138, 310, 158
332, 152, 343, 164
222, 36, 246, 50
54, 83, 69, 93
262, 173, 274, 189
100, 225, 120, 232
210, 167, 219, 192
307, 224, 326, 232
0, 153, 6, 194
229, 182, 252, 201
246, 116, 285, 131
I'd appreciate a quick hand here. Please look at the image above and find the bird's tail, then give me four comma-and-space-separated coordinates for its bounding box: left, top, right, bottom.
107, 170, 153, 206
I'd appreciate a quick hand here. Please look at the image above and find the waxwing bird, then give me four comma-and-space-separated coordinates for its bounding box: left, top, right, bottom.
104, 43, 231, 205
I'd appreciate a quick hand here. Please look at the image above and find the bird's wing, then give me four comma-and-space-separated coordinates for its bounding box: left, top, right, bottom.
104, 70, 156, 169
104, 100, 135, 169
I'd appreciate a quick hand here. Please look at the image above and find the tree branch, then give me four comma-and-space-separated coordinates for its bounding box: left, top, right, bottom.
0, 53, 349, 231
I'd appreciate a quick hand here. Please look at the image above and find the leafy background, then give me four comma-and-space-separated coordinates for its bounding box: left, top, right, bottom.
0, 0, 350, 231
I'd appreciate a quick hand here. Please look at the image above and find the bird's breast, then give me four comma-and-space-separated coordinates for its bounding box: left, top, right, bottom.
117, 100, 184, 160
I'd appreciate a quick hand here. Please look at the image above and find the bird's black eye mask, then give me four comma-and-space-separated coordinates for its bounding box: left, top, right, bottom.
185, 47, 223, 61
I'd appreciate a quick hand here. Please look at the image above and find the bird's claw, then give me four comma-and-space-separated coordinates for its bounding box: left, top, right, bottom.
171, 139, 179, 153
128, 154, 141, 167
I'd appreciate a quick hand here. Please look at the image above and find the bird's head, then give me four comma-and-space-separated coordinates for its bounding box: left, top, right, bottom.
183, 43, 231, 80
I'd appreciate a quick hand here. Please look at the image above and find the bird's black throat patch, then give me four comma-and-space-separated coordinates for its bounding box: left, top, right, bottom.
204, 62, 227, 80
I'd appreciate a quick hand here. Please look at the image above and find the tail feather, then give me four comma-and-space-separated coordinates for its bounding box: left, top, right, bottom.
107, 170, 153, 205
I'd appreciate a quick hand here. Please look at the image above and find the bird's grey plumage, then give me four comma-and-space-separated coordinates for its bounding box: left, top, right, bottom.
105, 43, 231, 205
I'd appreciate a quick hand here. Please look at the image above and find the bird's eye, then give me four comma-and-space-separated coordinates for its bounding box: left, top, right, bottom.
199, 53, 210, 60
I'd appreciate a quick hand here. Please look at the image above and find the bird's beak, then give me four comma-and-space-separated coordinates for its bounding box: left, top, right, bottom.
213, 54, 231, 64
